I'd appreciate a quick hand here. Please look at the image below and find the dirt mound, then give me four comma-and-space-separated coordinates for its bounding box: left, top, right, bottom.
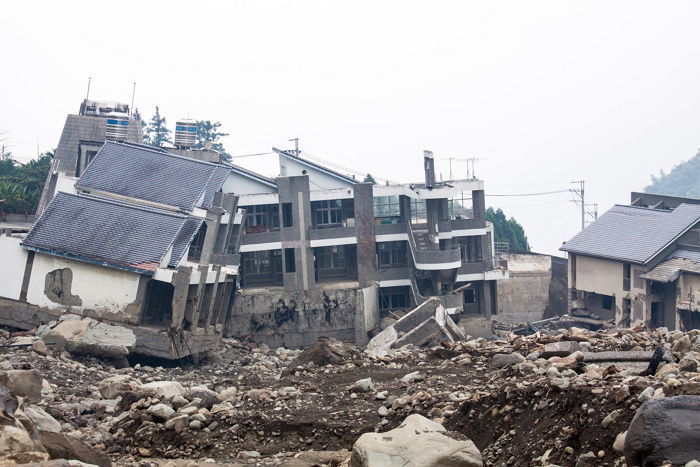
289, 337, 361, 367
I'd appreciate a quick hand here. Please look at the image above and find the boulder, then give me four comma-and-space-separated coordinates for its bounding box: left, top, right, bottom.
140, 381, 186, 399
98, 375, 140, 399
0, 424, 48, 464
147, 403, 175, 421
39, 317, 135, 358
291, 337, 360, 366
624, 395, 700, 466
539, 341, 582, 358
39, 431, 111, 467
185, 386, 221, 409
351, 378, 374, 393
548, 351, 584, 369
0, 369, 43, 402
23, 406, 62, 433
351, 414, 482, 467
489, 353, 525, 369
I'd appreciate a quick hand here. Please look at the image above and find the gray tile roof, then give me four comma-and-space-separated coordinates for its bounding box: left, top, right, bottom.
667, 248, 700, 262
560, 204, 700, 264
75, 142, 231, 210
168, 217, 204, 268
23, 192, 196, 274
641, 257, 700, 283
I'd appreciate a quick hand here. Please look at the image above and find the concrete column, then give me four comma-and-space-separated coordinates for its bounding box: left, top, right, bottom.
472, 190, 486, 220
201, 208, 224, 264
170, 266, 192, 330
423, 150, 436, 187
481, 281, 493, 319
399, 195, 412, 223
278, 176, 315, 292
354, 183, 377, 287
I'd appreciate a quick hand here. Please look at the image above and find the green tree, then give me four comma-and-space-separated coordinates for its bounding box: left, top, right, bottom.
0, 150, 52, 216
133, 108, 147, 139
144, 106, 171, 147
486, 207, 531, 252
363, 173, 377, 184
645, 148, 700, 197
196, 120, 230, 162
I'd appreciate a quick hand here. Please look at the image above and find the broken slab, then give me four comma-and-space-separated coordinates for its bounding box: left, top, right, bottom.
37, 315, 135, 358
539, 341, 582, 358
581, 350, 673, 364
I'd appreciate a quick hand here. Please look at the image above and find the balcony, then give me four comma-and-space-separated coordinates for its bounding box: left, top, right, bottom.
407, 224, 462, 270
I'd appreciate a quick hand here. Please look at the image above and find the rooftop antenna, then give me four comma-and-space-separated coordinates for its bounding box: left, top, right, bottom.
288, 137, 299, 156
130, 82, 136, 117
85, 77, 92, 100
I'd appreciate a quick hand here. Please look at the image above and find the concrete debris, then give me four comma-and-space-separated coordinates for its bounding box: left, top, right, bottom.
38, 315, 136, 359
0, 323, 696, 464
366, 298, 464, 357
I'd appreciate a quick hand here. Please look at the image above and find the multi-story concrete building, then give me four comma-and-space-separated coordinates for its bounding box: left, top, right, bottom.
560, 192, 700, 330
227, 149, 508, 346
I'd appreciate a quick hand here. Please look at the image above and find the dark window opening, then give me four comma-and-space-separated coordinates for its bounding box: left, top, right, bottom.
187, 224, 207, 262
284, 248, 296, 273
651, 302, 665, 328
623, 263, 631, 291
651, 281, 665, 295
601, 295, 614, 310
377, 241, 408, 269
464, 287, 479, 304
282, 203, 293, 227
379, 286, 411, 311
143, 281, 174, 326
314, 245, 357, 281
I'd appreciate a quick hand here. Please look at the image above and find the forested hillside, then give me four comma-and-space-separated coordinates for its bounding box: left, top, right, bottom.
645, 149, 700, 197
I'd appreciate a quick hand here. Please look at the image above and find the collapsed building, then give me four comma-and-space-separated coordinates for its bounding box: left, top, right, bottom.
561, 191, 700, 330
0, 100, 509, 358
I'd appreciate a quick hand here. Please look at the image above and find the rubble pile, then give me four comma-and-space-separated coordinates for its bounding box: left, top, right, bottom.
0, 324, 698, 466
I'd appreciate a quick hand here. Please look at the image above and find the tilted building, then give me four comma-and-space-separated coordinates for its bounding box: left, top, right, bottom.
560, 191, 700, 330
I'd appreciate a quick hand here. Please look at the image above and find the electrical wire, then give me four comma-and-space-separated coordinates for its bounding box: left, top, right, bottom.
229, 152, 274, 159
486, 189, 571, 197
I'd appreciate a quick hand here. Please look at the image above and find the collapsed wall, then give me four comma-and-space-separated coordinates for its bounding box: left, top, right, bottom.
226, 284, 378, 348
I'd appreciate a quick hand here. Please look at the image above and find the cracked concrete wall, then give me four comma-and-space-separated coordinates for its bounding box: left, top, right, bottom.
227, 286, 369, 348
496, 254, 552, 323
0, 236, 27, 301
26, 253, 143, 323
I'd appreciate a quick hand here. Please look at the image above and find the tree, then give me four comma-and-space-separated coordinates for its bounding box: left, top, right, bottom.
0, 150, 53, 216
486, 207, 531, 252
645, 148, 700, 198
133, 108, 147, 138
196, 120, 230, 162
144, 106, 171, 147
363, 173, 377, 184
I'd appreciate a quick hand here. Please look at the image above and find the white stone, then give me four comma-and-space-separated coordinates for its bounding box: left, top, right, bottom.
141, 381, 186, 399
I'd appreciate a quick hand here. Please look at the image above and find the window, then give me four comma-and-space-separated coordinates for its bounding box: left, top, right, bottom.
316, 245, 346, 270
377, 241, 407, 268
284, 248, 296, 273
379, 286, 410, 310
313, 200, 343, 227
373, 196, 400, 220
187, 224, 207, 262
241, 250, 283, 285
243, 204, 279, 233
464, 288, 479, 304
411, 199, 427, 224
601, 295, 614, 310
282, 203, 293, 227
623, 263, 631, 291
459, 237, 483, 263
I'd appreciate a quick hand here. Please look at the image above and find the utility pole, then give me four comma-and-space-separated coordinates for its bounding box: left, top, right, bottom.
288, 138, 299, 156
570, 180, 586, 230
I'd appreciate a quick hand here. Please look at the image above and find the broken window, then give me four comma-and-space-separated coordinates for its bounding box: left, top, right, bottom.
187, 224, 207, 262
143, 280, 174, 326
376, 241, 408, 268
242, 204, 279, 234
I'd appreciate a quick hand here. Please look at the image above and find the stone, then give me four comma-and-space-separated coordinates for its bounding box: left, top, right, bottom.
39, 431, 111, 467
489, 353, 525, 369
98, 375, 139, 399
673, 335, 692, 353
39, 317, 136, 358
624, 395, 700, 466
548, 351, 584, 369
165, 414, 189, 433
350, 414, 482, 466
351, 378, 374, 393
218, 386, 238, 402
239, 450, 261, 459
0, 424, 46, 458
638, 386, 654, 403
140, 381, 186, 399
540, 341, 582, 359
601, 409, 622, 428
613, 431, 626, 453
0, 369, 43, 402
185, 386, 221, 409
147, 403, 175, 421
400, 371, 425, 384
574, 451, 597, 467
23, 406, 62, 433
189, 420, 203, 430
291, 337, 360, 366
378, 406, 389, 417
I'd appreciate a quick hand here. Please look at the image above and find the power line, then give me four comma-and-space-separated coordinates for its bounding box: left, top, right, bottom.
230, 152, 274, 159
486, 189, 571, 197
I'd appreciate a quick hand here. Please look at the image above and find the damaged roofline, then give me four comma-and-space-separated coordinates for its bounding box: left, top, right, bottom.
22, 245, 158, 276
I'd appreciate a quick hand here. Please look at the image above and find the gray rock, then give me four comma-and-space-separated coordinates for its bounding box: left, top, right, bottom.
540, 341, 582, 359
22, 406, 62, 433
0, 369, 43, 402
147, 403, 175, 421
400, 371, 425, 384
98, 374, 139, 399
489, 353, 525, 369
624, 395, 700, 466
351, 378, 375, 393
39, 317, 136, 358
165, 414, 189, 433
185, 386, 221, 409
140, 381, 186, 399
351, 414, 482, 466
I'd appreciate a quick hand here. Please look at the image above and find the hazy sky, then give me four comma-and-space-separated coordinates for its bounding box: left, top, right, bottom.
2, 1, 699, 255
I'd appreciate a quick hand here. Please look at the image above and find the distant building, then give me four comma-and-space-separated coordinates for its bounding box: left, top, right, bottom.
560, 192, 700, 330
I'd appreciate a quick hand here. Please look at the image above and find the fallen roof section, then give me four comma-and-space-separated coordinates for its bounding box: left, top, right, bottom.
560, 203, 700, 264
23, 192, 197, 274
76, 141, 231, 210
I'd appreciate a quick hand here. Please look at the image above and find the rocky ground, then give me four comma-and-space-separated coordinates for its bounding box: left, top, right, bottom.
0, 324, 699, 466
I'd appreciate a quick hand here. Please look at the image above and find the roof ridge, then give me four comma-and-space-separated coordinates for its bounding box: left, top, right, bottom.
107, 141, 225, 168
58, 191, 189, 219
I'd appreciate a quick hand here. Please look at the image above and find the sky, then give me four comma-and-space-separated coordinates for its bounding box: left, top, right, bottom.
2, 1, 699, 255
